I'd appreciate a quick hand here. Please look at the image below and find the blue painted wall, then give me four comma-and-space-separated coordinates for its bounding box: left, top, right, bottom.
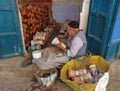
106, 5, 120, 61
110, 6, 120, 42
52, 6, 80, 23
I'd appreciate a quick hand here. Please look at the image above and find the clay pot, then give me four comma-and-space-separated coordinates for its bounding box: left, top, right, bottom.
89, 64, 96, 75
83, 72, 93, 83
72, 76, 84, 84
68, 69, 87, 78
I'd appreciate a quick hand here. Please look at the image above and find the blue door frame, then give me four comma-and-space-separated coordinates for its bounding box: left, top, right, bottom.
86, 0, 117, 58
106, 0, 120, 61
0, 0, 23, 59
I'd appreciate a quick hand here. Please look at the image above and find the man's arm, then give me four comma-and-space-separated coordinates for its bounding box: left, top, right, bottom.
55, 42, 67, 52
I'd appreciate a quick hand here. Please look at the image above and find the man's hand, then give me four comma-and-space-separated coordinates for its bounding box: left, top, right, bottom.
55, 42, 67, 52
57, 35, 65, 39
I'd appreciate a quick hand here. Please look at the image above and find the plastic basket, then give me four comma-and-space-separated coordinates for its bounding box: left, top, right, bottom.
60, 55, 110, 91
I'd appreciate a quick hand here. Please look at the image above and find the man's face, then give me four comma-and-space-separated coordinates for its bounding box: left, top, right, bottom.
66, 26, 74, 36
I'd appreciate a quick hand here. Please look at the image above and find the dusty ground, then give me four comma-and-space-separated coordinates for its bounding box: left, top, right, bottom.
107, 59, 120, 91
0, 28, 72, 91
0, 56, 120, 91
0, 57, 72, 91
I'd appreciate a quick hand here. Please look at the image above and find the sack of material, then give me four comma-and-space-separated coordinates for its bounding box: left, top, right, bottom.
33, 47, 69, 70
60, 55, 110, 91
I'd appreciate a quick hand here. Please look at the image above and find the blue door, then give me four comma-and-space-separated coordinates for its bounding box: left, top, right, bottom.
0, 0, 23, 59
86, 0, 117, 57
106, 0, 120, 61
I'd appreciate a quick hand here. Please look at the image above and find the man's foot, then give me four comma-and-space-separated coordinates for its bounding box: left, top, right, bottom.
22, 58, 33, 67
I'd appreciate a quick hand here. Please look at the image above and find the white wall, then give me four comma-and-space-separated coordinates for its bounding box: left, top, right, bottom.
52, 0, 90, 33
79, 0, 90, 34
52, 6, 80, 23
53, 0, 83, 6
52, 0, 83, 23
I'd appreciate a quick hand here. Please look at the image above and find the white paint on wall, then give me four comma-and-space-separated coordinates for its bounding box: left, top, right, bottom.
79, 0, 90, 34
16, 0, 28, 55
18, 10, 28, 55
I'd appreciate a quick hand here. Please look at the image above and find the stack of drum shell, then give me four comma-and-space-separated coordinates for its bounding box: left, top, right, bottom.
20, 4, 50, 49
31, 32, 50, 45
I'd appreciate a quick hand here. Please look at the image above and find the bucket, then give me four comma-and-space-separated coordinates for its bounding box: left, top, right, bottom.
32, 50, 42, 59
35, 68, 57, 88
